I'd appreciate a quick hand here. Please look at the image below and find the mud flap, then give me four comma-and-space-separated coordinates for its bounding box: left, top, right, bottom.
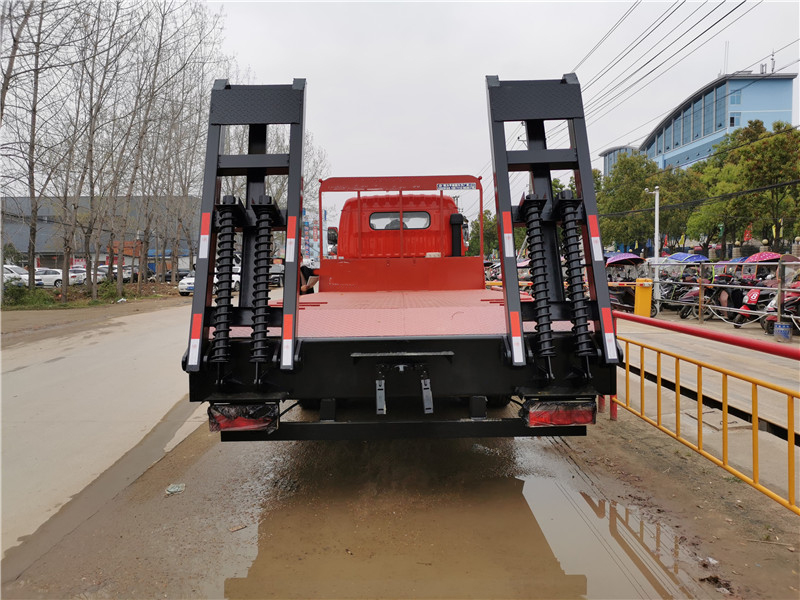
208, 404, 279, 433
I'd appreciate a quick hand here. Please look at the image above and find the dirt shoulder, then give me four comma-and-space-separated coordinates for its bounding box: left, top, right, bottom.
569, 411, 799, 599
1, 294, 192, 349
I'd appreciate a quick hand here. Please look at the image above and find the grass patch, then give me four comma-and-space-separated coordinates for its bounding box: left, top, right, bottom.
2, 281, 181, 310
2, 285, 57, 308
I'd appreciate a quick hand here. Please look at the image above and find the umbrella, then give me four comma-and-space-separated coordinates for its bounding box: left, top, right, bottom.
517, 258, 531, 268
744, 251, 781, 263
605, 252, 644, 266
668, 252, 709, 263
728, 256, 747, 263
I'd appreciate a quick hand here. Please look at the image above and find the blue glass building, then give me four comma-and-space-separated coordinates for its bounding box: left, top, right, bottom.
600, 71, 796, 175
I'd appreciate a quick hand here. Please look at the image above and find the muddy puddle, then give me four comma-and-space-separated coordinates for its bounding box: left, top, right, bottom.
224, 438, 710, 599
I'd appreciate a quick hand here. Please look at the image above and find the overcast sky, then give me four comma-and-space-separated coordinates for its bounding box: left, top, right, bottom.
208, 1, 799, 222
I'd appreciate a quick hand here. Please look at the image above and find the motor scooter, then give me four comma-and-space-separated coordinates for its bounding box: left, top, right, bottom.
609, 278, 658, 317
733, 279, 776, 328
762, 280, 800, 335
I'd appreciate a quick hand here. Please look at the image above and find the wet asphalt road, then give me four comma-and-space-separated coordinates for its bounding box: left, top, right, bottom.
1, 413, 709, 599
7, 300, 791, 599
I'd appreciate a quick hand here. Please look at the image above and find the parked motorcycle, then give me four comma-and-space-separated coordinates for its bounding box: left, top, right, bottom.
732, 280, 776, 328
762, 280, 800, 335
609, 279, 658, 318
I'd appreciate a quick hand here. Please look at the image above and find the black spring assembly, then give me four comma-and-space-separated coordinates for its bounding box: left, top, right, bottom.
251, 196, 274, 377
210, 195, 238, 366
524, 195, 555, 379
560, 198, 594, 359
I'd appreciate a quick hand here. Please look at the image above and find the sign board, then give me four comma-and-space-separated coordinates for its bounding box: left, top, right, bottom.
436, 183, 477, 191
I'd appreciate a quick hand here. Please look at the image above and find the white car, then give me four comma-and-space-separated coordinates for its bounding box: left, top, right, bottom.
177, 271, 240, 296
35, 268, 82, 288
69, 268, 87, 284
4, 265, 43, 287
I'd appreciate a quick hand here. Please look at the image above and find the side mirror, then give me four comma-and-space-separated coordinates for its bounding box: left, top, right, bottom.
327, 227, 338, 245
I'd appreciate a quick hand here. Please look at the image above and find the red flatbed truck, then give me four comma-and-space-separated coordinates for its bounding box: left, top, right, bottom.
183, 74, 619, 441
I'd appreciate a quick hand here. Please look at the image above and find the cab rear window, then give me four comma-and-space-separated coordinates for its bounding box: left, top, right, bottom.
369, 211, 430, 230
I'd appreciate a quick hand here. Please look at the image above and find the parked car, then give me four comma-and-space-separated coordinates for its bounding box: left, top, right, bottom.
269, 263, 284, 287
69, 268, 87, 284
4, 264, 43, 287
149, 268, 190, 283
36, 268, 82, 288
177, 271, 239, 296
85, 265, 110, 284
178, 273, 196, 296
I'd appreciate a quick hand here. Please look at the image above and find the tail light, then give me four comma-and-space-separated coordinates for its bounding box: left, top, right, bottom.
209, 403, 279, 433
522, 399, 597, 427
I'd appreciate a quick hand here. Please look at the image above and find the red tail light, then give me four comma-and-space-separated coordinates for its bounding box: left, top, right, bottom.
208, 404, 279, 433
524, 400, 597, 427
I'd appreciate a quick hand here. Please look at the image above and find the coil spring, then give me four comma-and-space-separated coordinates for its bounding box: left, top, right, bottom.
251, 210, 273, 363
561, 201, 593, 356
524, 198, 555, 357
210, 205, 236, 363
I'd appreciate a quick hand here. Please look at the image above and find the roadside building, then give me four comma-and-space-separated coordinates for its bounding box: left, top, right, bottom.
599, 71, 796, 176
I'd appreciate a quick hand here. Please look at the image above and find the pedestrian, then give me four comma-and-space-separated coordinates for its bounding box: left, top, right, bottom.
299, 252, 318, 295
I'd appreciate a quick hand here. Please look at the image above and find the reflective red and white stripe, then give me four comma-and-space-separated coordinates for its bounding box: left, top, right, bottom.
587, 215, 604, 264
601, 307, 618, 361
188, 313, 203, 367
502, 211, 514, 258
285, 216, 297, 263
198, 212, 211, 260
281, 313, 294, 369
509, 310, 524, 365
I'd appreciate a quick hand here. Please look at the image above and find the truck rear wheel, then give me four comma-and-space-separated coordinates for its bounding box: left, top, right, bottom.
486, 396, 512, 408
298, 399, 321, 410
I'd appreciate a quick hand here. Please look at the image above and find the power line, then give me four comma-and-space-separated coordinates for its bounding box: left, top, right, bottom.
571, 1, 643, 72
593, 39, 800, 153
599, 179, 800, 217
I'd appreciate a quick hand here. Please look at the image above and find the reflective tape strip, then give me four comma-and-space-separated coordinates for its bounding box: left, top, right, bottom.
281, 314, 294, 368
198, 212, 211, 259
189, 313, 202, 366
587, 214, 603, 263
509, 310, 524, 365
502, 211, 514, 258
600, 307, 618, 360
286, 216, 297, 262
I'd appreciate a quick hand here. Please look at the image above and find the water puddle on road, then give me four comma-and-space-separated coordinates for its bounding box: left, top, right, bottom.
521, 477, 707, 599
224, 438, 709, 599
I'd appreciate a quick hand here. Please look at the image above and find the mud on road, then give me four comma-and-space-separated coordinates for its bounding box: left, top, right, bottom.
1, 300, 798, 599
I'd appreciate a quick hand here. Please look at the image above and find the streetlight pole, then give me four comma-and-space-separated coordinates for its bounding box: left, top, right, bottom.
645, 185, 661, 293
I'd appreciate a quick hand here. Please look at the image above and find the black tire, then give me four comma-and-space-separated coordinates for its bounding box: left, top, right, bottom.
234, 280, 240, 292
179, 291, 189, 296
298, 399, 321, 410
763, 320, 775, 335
650, 303, 658, 318
54, 279, 62, 288
486, 396, 512, 408
679, 305, 693, 319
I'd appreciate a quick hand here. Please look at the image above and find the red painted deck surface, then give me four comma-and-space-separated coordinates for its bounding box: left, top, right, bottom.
293, 289, 516, 338
219, 290, 586, 340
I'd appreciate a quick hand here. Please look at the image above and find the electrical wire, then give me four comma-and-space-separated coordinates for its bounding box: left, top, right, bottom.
599, 179, 800, 217
593, 40, 800, 154
571, 0, 643, 73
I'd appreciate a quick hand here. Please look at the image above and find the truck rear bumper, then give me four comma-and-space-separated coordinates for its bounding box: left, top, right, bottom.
220, 417, 587, 441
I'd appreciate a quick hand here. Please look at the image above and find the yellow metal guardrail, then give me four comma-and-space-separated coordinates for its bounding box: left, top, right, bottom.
613, 334, 799, 515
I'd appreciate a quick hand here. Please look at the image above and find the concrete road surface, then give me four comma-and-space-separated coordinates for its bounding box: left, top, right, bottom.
1, 302, 201, 556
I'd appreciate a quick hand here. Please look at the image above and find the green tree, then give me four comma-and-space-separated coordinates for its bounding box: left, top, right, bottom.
596, 153, 659, 249
735, 121, 799, 249
466, 210, 527, 258
467, 210, 497, 257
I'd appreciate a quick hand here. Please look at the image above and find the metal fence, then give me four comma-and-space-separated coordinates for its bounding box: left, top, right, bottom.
611, 312, 799, 515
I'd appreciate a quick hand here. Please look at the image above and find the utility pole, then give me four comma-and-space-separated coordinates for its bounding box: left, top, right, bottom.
645, 186, 661, 296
